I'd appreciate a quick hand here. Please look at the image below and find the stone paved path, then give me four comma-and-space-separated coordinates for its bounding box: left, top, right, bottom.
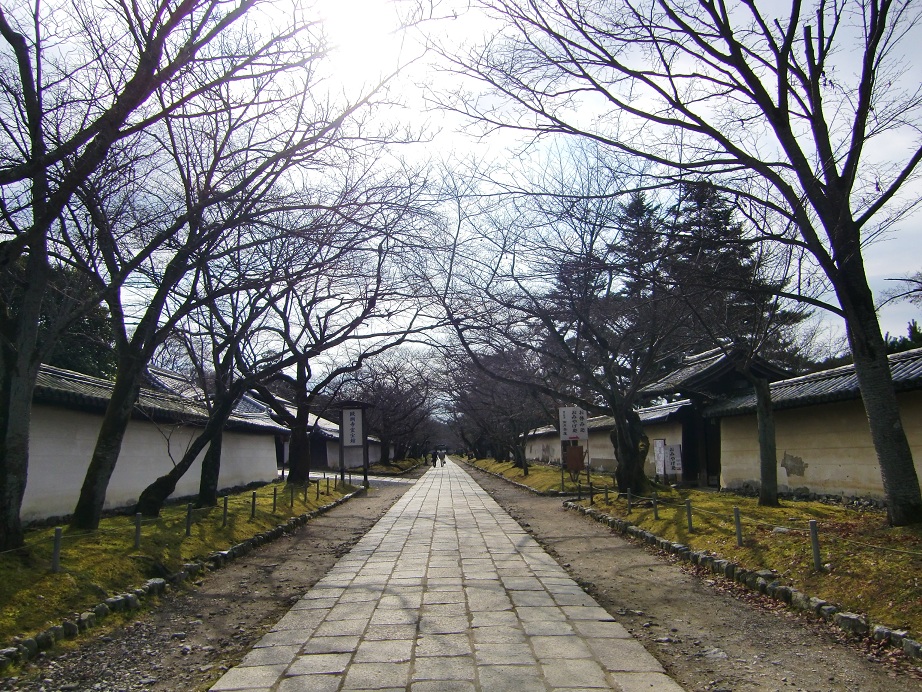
210, 461, 683, 691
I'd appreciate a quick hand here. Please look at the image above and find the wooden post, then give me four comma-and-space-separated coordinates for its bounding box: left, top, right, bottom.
627, 489, 632, 514
809, 520, 822, 571
652, 492, 659, 520
186, 503, 193, 536
685, 499, 693, 533
734, 507, 743, 547
272, 486, 277, 514
251, 491, 257, 519
223, 496, 229, 527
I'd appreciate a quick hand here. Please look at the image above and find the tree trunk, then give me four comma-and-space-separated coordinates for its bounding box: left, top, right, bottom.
71, 355, 145, 529
512, 443, 528, 475
0, 352, 39, 551
378, 434, 392, 465
0, 247, 49, 550
610, 404, 650, 495
834, 257, 922, 525
287, 423, 311, 484
752, 376, 780, 507
197, 431, 223, 508
135, 396, 236, 516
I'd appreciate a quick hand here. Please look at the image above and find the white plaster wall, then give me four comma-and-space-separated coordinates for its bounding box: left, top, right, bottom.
525, 435, 560, 464
322, 440, 378, 470
23, 405, 279, 522
719, 391, 922, 498
642, 420, 684, 477
587, 430, 616, 472
525, 420, 683, 474
524, 431, 618, 469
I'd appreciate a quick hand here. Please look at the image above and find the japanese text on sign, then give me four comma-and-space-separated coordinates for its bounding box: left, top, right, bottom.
665, 444, 682, 474
558, 407, 588, 441
343, 409, 363, 447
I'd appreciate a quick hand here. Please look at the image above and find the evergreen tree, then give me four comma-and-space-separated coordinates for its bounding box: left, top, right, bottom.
0, 261, 116, 378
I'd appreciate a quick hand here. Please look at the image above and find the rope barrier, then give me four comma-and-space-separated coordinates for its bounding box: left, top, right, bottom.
584, 491, 922, 558
3, 481, 344, 557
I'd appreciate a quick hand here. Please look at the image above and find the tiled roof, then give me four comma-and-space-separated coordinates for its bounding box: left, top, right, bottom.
704, 347, 922, 416
34, 365, 287, 434
527, 400, 691, 438
641, 347, 790, 396
642, 348, 726, 395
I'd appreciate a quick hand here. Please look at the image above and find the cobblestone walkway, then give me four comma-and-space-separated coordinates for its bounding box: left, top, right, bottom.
210, 461, 683, 691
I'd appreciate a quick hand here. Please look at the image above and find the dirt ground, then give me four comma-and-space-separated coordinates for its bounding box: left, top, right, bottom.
469, 466, 922, 692
0, 477, 421, 692
3, 464, 921, 692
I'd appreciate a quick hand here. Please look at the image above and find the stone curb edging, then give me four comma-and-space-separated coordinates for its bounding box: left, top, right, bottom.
563, 500, 922, 663
0, 490, 363, 673
461, 461, 578, 498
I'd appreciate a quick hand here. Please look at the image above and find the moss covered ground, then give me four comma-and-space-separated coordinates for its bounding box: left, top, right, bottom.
0, 479, 352, 644
466, 458, 922, 636
367, 458, 425, 475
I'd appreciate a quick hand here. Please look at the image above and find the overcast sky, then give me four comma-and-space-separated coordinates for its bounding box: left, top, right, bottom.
316, 0, 922, 345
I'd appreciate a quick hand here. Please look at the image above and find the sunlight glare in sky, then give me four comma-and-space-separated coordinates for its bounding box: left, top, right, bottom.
314, 0, 408, 92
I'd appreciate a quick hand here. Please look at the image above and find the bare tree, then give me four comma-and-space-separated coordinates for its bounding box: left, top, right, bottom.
251, 171, 442, 485
440, 0, 922, 524
339, 348, 437, 465
134, 228, 302, 516
0, 0, 316, 548
442, 345, 551, 473
66, 58, 397, 529
440, 152, 696, 494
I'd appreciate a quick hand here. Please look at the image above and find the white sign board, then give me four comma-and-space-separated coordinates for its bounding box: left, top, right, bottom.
653, 439, 666, 475
665, 444, 683, 474
558, 407, 588, 442
342, 408, 363, 447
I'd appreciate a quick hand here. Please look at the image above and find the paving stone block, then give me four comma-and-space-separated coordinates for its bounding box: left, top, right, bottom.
353, 638, 413, 663
586, 638, 666, 673
277, 674, 341, 692
300, 636, 361, 654
477, 664, 545, 691
540, 657, 610, 689
573, 620, 632, 639
474, 642, 535, 665
240, 644, 300, 667
286, 653, 352, 675
609, 671, 686, 691
210, 663, 288, 690
531, 635, 593, 659
341, 661, 411, 689
412, 655, 476, 681
415, 634, 473, 657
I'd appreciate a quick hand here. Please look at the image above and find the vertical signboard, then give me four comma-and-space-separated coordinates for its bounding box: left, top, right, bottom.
343, 408, 363, 447
653, 439, 666, 476
665, 444, 682, 476
558, 406, 588, 442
